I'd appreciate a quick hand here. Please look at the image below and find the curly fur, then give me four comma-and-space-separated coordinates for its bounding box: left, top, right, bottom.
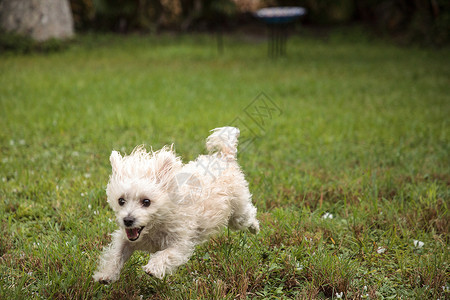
93, 127, 260, 283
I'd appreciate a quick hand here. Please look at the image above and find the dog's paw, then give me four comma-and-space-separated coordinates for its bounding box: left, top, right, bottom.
249, 221, 260, 234
143, 263, 165, 279
93, 272, 115, 284
99, 278, 112, 285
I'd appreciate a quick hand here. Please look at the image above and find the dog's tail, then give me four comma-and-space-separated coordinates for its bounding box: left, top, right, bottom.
206, 127, 240, 160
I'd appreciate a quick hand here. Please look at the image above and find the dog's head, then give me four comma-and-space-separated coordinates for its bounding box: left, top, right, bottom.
105, 146, 182, 242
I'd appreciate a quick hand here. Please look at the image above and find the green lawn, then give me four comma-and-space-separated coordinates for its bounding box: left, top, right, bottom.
0, 31, 449, 299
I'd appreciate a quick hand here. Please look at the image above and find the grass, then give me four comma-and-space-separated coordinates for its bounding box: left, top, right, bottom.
0, 30, 449, 299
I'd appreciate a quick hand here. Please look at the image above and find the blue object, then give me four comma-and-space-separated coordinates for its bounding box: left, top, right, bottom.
255, 7, 306, 24
254, 7, 307, 58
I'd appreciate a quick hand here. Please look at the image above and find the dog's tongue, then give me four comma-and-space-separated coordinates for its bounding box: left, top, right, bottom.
126, 228, 139, 240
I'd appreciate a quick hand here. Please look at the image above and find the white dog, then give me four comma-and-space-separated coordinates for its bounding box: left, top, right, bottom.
93, 127, 260, 283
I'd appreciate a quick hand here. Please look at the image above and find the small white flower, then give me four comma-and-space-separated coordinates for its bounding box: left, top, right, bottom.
322, 212, 333, 219
27, 272, 33, 276
413, 240, 424, 248
88, 204, 91, 209
377, 247, 386, 254
84, 173, 91, 178
335, 292, 343, 298
94, 210, 98, 215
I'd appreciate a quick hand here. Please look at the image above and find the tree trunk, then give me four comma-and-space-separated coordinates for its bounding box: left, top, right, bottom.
0, 0, 74, 41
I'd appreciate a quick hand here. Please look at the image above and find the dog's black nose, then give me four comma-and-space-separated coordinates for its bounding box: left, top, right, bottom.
123, 216, 135, 227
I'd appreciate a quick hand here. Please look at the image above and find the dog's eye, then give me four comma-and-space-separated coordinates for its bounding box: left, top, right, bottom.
118, 198, 126, 206
142, 199, 151, 207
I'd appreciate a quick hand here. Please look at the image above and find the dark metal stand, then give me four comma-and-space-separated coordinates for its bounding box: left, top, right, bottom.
217, 29, 223, 55
254, 7, 306, 59
268, 23, 288, 58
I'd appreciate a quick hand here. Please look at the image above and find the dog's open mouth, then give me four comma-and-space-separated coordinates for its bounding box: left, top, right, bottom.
125, 226, 145, 241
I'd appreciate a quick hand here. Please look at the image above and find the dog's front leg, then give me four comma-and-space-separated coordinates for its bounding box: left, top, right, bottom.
93, 230, 133, 284
143, 244, 193, 279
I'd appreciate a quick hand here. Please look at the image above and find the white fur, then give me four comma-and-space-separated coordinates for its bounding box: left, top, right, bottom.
93, 127, 260, 283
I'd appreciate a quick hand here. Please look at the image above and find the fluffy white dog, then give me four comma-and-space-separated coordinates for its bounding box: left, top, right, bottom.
93, 127, 260, 283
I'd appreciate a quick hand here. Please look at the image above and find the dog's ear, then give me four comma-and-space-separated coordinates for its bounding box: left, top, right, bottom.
110, 151, 122, 173
154, 148, 181, 188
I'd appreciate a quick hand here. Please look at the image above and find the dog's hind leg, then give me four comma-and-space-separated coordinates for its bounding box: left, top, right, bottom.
228, 188, 260, 234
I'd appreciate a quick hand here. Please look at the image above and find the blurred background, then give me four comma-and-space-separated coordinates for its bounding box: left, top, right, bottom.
0, 0, 449, 47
